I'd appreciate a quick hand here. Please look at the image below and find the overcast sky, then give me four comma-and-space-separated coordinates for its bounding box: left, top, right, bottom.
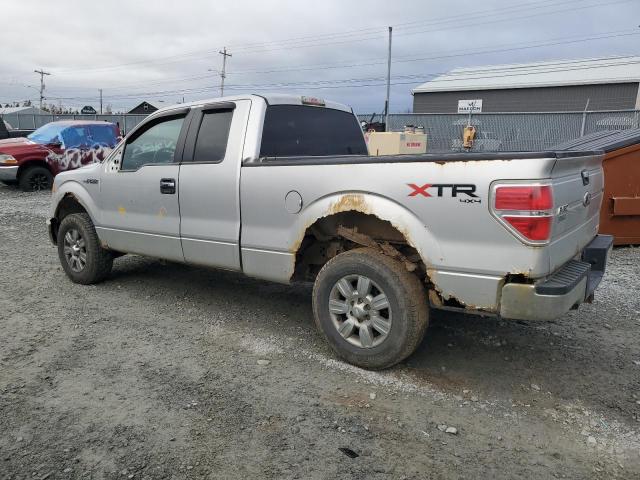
1, 0, 639, 113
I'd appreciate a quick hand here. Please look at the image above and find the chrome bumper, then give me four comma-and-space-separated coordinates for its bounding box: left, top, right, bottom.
0, 165, 18, 181
500, 234, 613, 321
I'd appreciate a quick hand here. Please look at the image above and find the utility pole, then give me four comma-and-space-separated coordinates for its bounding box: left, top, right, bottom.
580, 98, 590, 137
34, 68, 51, 110
384, 27, 392, 132
99, 89, 103, 114
218, 47, 232, 97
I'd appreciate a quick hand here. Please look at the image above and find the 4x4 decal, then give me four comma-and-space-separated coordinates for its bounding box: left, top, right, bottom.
408, 183, 480, 203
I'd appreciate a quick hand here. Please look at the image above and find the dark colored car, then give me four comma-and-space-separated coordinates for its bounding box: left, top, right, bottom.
0, 120, 120, 191
0, 119, 33, 140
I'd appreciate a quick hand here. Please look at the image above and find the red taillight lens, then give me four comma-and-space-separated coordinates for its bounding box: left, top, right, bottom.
495, 186, 553, 211
493, 184, 554, 243
503, 216, 552, 241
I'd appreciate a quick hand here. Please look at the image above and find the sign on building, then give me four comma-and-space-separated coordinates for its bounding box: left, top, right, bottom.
81, 106, 97, 115
457, 99, 483, 114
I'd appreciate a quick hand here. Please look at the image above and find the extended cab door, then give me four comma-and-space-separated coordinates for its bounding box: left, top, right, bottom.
96, 109, 191, 262
87, 123, 119, 163
56, 125, 91, 171
178, 100, 250, 270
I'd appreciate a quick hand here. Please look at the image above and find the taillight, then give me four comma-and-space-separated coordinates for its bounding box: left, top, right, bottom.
492, 185, 554, 244
495, 185, 553, 211
502, 216, 552, 241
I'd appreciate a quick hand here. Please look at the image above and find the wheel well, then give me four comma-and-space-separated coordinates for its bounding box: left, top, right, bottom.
291, 211, 427, 284
51, 194, 88, 241
17, 159, 52, 178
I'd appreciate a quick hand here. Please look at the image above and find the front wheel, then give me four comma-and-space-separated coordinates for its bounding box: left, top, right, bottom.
312, 248, 429, 370
19, 166, 53, 192
57, 213, 113, 284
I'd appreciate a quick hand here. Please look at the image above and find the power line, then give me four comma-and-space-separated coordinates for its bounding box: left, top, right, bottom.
226, 0, 587, 53
38, 31, 640, 98
227, 31, 640, 75
45, 58, 640, 102
2, 1, 635, 107
47, 0, 611, 75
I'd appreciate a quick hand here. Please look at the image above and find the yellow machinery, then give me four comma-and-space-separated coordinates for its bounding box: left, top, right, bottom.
463, 125, 477, 149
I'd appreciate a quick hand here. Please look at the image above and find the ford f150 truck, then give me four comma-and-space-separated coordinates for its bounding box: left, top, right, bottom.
47, 94, 612, 369
0, 120, 119, 191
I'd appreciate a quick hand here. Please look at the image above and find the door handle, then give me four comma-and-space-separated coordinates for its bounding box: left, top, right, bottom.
160, 178, 176, 194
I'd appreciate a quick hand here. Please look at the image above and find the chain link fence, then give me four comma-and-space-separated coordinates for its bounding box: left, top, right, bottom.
358, 110, 640, 152
3, 110, 640, 151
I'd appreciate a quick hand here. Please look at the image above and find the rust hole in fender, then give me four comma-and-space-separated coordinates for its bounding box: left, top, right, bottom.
289, 209, 426, 285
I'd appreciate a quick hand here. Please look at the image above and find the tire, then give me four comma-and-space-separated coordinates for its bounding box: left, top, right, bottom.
57, 213, 113, 284
312, 247, 429, 370
19, 166, 53, 192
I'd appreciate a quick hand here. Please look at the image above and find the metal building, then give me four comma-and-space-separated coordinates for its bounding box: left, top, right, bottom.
412, 56, 640, 114
0, 105, 47, 128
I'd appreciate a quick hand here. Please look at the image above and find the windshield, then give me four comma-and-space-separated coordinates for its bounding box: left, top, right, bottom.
28, 123, 66, 144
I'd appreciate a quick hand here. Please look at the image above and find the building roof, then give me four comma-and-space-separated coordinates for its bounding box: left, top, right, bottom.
412, 56, 640, 94
552, 128, 640, 153
127, 101, 158, 113
0, 106, 45, 115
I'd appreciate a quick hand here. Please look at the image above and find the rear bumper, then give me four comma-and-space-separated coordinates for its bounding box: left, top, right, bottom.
500, 234, 613, 321
0, 165, 18, 181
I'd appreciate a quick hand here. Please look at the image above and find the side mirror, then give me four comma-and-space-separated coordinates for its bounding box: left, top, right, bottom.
48, 139, 63, 148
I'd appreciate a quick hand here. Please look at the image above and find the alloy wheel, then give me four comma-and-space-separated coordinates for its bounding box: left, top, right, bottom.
328, 274, 392, 349
63, 229, 87, 272
29, 173, 50, 191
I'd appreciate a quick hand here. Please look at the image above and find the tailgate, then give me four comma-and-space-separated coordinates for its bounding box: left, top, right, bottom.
548, 153, 604, 272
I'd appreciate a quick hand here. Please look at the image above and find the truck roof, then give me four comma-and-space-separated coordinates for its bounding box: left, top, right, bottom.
154, 93, 353, 115
42, 120, 117, 127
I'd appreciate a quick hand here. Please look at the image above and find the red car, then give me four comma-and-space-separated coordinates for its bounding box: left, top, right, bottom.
0, 120, 120, 191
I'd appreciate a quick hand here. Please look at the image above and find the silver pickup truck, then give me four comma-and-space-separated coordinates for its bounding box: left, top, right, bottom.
48, 94, 612, 369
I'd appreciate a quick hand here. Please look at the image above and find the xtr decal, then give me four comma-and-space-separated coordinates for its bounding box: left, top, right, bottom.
408, 183, 480, 204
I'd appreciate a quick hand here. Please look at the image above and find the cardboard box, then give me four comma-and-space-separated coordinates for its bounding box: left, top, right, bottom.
366, 132, 427, 156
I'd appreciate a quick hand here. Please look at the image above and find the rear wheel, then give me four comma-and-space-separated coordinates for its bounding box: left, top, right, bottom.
312, 248, 429, 370
57, 213, 113, 284
19, 166, 53, 192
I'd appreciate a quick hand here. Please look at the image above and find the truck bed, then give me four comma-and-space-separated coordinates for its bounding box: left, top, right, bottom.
250, 150, 602, 166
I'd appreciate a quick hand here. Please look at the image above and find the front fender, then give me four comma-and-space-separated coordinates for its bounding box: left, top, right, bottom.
50, 179, 101, 226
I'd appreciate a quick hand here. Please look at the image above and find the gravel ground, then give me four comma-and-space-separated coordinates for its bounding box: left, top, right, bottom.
1, 184, 639, 480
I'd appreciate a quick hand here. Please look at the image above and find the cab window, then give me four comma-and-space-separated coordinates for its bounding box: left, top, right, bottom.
259, 105, 367, 158
121, 116, 185, 170
89, 124, 118, 148
192, 109, 233, 163
61, 126, 89, 149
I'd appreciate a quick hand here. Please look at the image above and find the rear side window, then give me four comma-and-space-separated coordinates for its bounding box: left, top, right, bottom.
61, 126, 89, 149
259, 105, 367, 158
193, 109, 233, 163
89, 124, 117, 147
